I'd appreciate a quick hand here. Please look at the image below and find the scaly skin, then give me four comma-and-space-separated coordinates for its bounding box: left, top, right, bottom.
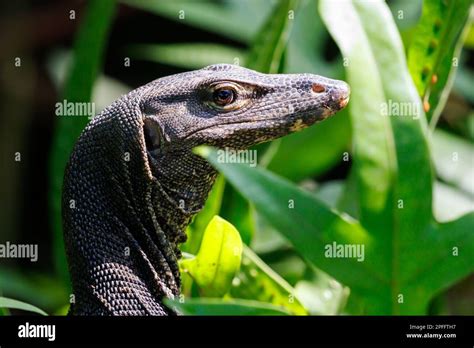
62, 64, 350, 315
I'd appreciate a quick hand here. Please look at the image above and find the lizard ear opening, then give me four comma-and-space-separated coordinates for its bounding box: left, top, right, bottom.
143, 116, 164, 157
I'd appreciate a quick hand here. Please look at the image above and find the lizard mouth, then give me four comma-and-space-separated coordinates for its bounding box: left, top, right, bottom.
340, 95, 350, 108
183, 110, 330, 145
182, 117, 285, 141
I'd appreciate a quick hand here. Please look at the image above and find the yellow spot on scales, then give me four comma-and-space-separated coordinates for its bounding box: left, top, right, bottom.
290, 119, 306, 132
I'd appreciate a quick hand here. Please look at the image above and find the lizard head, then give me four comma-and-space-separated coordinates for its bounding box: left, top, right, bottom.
141, 63, 350, 152
139, 64, 350, 214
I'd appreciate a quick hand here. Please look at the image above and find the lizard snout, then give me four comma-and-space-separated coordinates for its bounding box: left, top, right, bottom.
330, 81, 350, 110
310, 79, 350, 111
337, 81, 350, 108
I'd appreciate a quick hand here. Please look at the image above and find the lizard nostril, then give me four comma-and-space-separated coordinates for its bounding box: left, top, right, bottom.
311, 83, 326, 93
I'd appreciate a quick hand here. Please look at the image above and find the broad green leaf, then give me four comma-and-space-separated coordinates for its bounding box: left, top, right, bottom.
200, 147, 381, 299
165, 298, 290, 316
350, 0, 434, 228
129, 43, 245, 70
366, 0, 434, 217
388, 0, 423, 31
321, 0, 396, 237
321, 0, 428, 313
0, 297, 47, 316
247, 0, 299, 73
229, 246, 307, 315
321, 0, 473, 314
121, 0, 272, 43
417, 213, 474, 303
182, 175, 225, 254
432, 129, 474, 195
180, 216, 242, 297
408, 0, 472, 124
387, 0, 423, 60
49, 0, 116, 284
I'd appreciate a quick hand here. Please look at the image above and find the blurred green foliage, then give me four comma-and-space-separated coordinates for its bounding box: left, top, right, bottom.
49, 0, 117, 286
1, 0, 472, 316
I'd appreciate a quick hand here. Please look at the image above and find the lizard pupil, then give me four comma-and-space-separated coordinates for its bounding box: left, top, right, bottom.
213, 88, 235, 105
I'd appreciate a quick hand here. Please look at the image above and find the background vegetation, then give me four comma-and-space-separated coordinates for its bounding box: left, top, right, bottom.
0, 0, 472, 315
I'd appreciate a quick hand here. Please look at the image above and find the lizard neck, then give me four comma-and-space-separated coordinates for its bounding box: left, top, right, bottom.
62, 111, 216, 315
148, 150, 218, 243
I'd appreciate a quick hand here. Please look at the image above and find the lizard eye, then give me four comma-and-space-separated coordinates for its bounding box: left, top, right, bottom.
213, 88, 236, 106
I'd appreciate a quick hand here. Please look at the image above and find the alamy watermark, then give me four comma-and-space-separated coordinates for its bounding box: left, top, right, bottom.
55, 99, 95, 119
0, 241, 38, 262
217, 147, 257, 167
380, 99, 421, 120
324, 241, 365, 262
18, 322, 55, 341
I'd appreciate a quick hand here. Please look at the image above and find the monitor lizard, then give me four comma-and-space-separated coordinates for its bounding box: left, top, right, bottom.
62, 64, 350, 315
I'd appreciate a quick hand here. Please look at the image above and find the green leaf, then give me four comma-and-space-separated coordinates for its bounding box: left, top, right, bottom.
0, 297, 47, 316
180, 216, 243, 297
247, 0, 299, 73
320, 0, 430, 313
229, 246, 307, 315
418, 213, 474, 302
201, 148, 379, 299
321, 0, 397, 237
165, 298, 290, 316
129, 43, 245, 70
320, 0, 472, 314
408, 0, 472, 124
49, 0, 116, 284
